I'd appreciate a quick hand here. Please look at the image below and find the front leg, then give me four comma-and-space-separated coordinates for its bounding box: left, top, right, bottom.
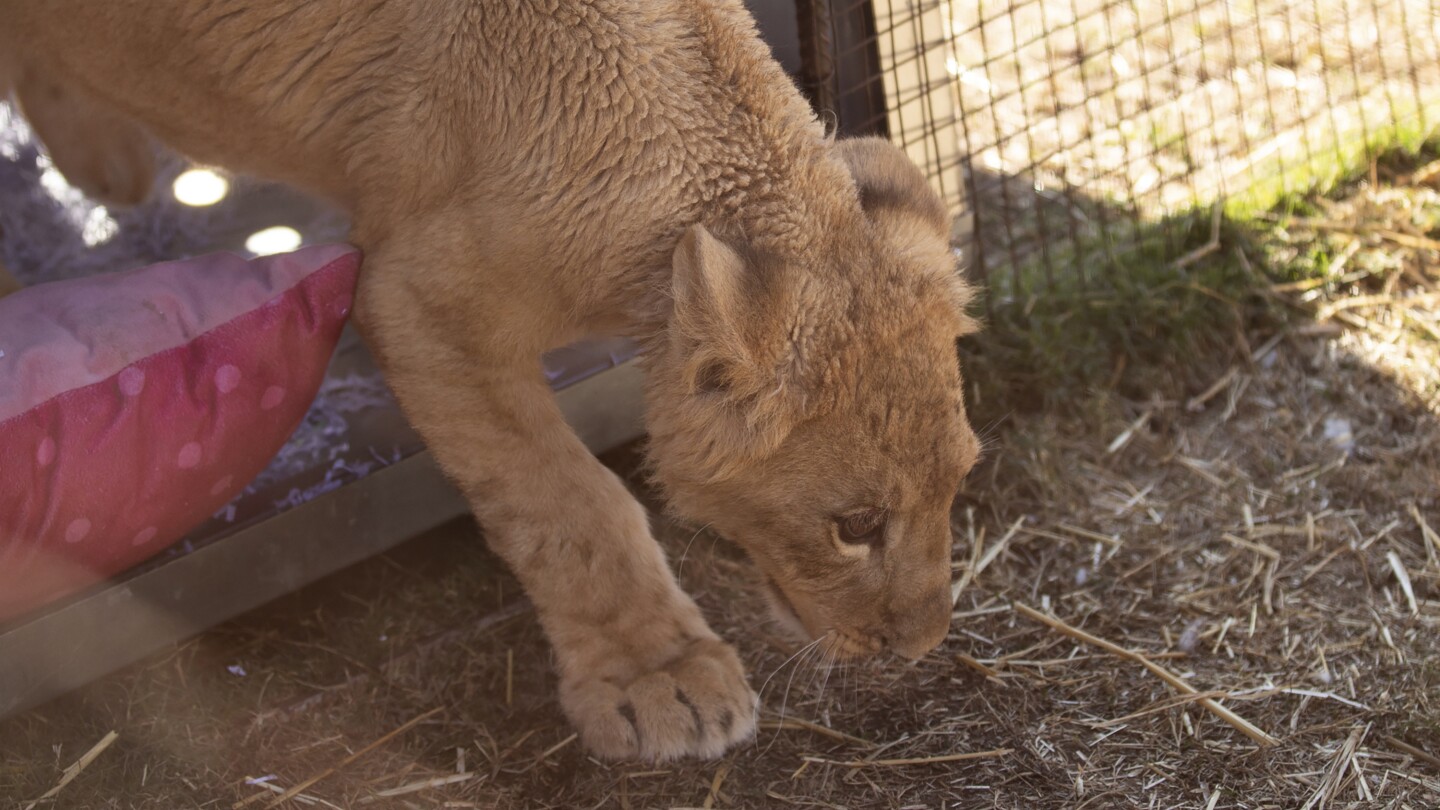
356, 245, 756, 761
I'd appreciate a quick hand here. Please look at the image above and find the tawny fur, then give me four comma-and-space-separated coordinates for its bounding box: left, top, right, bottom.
0, 0, 980, 761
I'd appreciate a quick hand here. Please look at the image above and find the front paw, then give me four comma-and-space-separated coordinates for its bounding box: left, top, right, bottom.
560, 638, 757, 761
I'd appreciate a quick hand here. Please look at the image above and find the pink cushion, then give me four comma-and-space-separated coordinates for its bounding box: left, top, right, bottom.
0, 244, 360, 622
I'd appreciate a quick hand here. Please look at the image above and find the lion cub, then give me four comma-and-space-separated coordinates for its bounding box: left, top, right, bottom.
1, 0, 979, 760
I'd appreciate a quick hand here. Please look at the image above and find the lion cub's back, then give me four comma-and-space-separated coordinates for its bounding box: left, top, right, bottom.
0, 0, 441, 201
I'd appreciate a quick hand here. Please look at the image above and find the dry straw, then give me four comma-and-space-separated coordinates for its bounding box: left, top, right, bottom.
1013, 602, 1278, 746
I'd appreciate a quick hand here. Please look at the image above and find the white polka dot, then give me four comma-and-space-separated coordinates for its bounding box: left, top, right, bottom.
215, 364, 242, 393
36, 437, 56, 467
210, 475, 235, 496
118, 367, 146, 396
260, 386, 286, 411
177, 442, 202, 469
132, 526, 158, 546
65, 518, 91, 544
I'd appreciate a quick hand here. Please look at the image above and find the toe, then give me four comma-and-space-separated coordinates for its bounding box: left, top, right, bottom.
664, 643, 756, 752
561, 679, 639, 760
628, 673, 703, 760
563, 640, 757, 762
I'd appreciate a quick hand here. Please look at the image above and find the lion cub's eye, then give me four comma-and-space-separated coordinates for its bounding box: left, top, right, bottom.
836, 509, 887, 547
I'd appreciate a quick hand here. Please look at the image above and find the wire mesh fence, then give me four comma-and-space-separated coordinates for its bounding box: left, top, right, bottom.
800, 0, 1440, 305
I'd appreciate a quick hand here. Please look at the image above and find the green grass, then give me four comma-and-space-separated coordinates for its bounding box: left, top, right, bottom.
964, 211, 1279, 413
1222, 101, 1440, 220
962, 131, 1440, 417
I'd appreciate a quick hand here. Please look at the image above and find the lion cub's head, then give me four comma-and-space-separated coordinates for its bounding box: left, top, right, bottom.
648, 137, 979, 661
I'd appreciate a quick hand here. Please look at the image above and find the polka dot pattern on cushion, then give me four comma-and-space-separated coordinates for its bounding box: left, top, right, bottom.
0, 244, 361, 622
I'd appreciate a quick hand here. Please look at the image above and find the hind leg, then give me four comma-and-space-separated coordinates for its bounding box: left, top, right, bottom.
12, 68, 157, 207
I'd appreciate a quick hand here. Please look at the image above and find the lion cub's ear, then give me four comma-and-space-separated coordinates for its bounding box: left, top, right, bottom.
658, 225, 802, 483
669, 224, 757, 397
664, 224, 806, 479
672, 225, 746, 339
836, 137, 949, 237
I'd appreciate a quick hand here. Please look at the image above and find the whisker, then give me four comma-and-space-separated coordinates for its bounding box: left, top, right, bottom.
840, 651, 852, 703
788, 638, 827, 706
974, 412, 1011, 445
675, 522, 713, 582
799, 637, 830, 696
755, 636, 824, 708
757, 634, 829, 754
808, 642, 838, 720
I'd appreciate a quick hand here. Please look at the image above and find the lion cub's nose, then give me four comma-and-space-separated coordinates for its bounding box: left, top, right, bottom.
886, 587, 952, 660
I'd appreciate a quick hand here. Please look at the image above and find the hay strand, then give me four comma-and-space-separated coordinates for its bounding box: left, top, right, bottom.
1012, 603, 1278, 746
1410, 504, 1440, 566
1385, 551, 1419, 615
758, 716, 876, 749
22, 730, 119, 810
361, 773, 475, 802
1383, 735, 1440, 770
235, 707, 442, 809
701, 762, 730, 809
803, 748, 1013, 768
1299, 725, 1367, 810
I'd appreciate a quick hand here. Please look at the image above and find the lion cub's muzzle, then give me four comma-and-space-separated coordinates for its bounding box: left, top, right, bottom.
767, 577, 952, 661
881, 585, 953, 660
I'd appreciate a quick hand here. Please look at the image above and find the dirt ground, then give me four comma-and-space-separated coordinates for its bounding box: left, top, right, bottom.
4, 0, 1439, 798
953, 0, 1440, 209
4, 264, 1440, 809
949, 0, 1440, 292
5, 137, 1440, 809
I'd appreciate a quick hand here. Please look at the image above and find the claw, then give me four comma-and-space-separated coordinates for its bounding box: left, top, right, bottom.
673, 687, 706, 737
561, 640, 757, 761
617, 702, 639, 736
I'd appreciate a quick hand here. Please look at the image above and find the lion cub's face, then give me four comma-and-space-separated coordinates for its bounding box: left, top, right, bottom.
703, 313, 978, 661
649, 138, 979, 661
